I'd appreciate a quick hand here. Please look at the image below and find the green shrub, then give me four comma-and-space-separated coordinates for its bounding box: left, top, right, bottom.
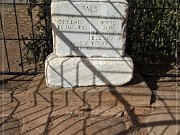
127, 0, 179, 63
22, 0, 52, 65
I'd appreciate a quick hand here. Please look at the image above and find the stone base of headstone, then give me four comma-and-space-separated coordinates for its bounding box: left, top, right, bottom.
45, 53, 133, 87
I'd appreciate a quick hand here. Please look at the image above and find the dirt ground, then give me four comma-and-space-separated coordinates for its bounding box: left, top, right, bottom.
0, 3, 40, 73
0, 74, 179, 135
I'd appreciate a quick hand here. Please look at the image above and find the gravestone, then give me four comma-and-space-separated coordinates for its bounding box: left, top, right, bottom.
45, 0, 134, 87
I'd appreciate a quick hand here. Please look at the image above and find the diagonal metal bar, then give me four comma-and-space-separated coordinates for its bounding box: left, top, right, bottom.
13, 0, 24, 72
0, 13, 10, 72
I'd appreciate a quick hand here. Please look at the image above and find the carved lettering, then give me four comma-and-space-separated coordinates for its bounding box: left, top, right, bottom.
92, 41, 106, 46
74, 41, 89, 46
58, 19, 83, 25
104, 25, 114, 31
91, 35, 102, 41
101, 20, 116, 25
82, 5, 97, 12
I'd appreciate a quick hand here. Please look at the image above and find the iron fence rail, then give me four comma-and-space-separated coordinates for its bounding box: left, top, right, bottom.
0, 0, 51, 75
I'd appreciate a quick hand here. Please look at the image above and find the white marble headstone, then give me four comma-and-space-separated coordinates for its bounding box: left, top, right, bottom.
51, 0, 128, 57
45, 0, 134, 87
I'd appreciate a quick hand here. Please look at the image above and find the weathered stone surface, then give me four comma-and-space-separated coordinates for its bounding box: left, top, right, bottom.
45, 53, 133, 87
46, 0, 133, 87
51, 0, 128, 57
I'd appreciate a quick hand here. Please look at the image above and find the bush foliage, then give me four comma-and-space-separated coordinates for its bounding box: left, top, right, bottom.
23, 0, 52, 64
127, 0, 179, 62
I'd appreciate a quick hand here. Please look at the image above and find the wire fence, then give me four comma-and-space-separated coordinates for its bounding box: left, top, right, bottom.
0, 0, 52, 75
0, 0, 179, 77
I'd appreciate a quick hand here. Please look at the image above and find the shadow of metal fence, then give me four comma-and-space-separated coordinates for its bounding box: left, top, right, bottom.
0, 0, 179, 77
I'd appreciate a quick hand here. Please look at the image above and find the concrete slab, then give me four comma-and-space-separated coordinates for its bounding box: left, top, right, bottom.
146, 108, 180, 135
45, 54, 133, 87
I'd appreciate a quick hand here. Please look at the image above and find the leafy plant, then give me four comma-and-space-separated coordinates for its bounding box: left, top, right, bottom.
126, 0, 179, 63
22, 0, 52, 66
